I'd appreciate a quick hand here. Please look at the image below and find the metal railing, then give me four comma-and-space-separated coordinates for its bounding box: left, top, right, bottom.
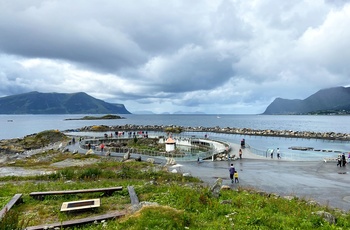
78, 135, 230, 161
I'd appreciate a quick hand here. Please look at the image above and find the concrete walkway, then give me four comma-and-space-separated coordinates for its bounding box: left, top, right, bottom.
176, 143, 350, 211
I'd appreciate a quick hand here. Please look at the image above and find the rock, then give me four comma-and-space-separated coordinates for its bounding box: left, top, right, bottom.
146, 158, 155, 164
171, 169, 178, 173
183, 172, 191, 177
221, 185, 231, 190
129, 201, 159, 213
86, 149, 94, 155
312, 211, 336, 224
166, 157, 176, 165
283, 195, 295, 201
123, 151, 131, 160
210, 178, 223, 198
220, 200, 232, 204
135, 156, 141, 161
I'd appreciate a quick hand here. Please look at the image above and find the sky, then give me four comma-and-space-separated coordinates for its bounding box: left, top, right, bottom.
0, 0, 349, 114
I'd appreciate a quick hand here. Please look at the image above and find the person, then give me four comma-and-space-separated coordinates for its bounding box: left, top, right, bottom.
234, 170, 239, 183
337, 154, 342, 167
277, 148, 281, 159
88, 143, 91, 149
229, 164, 235, 184
239, 149, 242, 159
100, 143, 105, 152
342, 153, 346, 167
240, 139, 245, 149
270, 149, 274, 159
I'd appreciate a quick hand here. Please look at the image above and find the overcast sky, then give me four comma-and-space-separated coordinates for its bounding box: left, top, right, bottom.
0, 0, 349, 114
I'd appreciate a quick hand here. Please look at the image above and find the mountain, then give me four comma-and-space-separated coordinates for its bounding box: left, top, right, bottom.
0, 91, 131, 114
263, 86, 350, 115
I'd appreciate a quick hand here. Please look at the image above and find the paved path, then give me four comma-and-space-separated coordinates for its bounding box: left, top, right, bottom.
175, 144, 350, 211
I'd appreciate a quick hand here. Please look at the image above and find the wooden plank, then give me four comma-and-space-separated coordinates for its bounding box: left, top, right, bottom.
0, 194, 23, 219
25, 211, 125, 230
127, 186, 139, 205
30, 186, 123, 200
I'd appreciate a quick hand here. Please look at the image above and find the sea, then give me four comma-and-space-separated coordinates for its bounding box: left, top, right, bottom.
1, 114, 350, 161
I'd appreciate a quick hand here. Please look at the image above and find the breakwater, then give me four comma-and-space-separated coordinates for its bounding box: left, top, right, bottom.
68, 125, 350, 141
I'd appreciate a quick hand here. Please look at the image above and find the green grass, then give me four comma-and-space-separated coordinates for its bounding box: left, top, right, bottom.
0, 150, 349, 229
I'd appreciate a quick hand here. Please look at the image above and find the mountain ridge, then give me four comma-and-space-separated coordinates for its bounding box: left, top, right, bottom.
263, 86, 350, 115
0, 91, 131, 114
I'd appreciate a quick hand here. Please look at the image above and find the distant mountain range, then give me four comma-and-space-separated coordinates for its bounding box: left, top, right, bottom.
263, 86, 350, 115
0, 91, 131, 114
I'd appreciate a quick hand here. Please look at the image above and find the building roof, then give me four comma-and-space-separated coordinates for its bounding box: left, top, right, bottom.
165, 137, 176, 144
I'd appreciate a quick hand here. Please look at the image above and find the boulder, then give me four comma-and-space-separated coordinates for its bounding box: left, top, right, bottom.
86, 149, 94, 155
210, 178, 223, 198
123, 151, 131, 160
312, 211, 336, 224
146, 158, 155, 164
221, 185, 231, 190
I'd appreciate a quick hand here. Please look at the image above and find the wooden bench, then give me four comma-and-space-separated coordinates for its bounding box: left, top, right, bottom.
0, 193, 23, 220
30, 186, 123, 200
25, 211, 126, 230
127, 186, 139, 205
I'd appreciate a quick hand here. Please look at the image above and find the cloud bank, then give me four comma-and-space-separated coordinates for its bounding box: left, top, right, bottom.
0, 0, 349, 114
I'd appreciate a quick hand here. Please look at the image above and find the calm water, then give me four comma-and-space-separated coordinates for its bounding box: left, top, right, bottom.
1, 114, 350, 161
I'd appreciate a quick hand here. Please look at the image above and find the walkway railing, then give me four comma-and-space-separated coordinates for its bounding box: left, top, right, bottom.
78, 135, 230, 162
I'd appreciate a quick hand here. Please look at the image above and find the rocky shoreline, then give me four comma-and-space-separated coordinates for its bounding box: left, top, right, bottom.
68, 124, 350, 141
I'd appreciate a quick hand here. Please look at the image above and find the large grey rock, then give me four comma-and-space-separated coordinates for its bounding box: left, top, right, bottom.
210, 178, 223, 198
312, 211, 336, 224
123, 151, 131, 160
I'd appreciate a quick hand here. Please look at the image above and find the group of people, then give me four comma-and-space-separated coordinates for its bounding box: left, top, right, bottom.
229, 164, 239, 183
270, 148, 281, 159
337, 153, 347, 167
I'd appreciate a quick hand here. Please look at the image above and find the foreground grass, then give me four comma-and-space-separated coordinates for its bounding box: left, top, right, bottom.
0, 151, 350, 229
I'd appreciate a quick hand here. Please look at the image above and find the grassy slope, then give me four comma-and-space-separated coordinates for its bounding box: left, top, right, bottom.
0, 151, 349, 229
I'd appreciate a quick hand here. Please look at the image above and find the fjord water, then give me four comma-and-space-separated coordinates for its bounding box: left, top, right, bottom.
1, 114, 350, 161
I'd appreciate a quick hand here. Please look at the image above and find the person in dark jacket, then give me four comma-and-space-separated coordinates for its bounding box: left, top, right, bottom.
229, 164, 235, 184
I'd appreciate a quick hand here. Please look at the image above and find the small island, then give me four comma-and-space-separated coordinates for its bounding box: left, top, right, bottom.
65, 114, 124, 120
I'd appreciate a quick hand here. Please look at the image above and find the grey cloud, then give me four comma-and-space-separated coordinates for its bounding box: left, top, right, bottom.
0, 0, 349, 114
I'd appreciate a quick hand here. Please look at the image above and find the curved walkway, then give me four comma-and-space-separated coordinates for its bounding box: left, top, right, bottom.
174, 142, 350, 211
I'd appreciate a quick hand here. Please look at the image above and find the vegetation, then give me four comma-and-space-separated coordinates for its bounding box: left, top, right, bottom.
1, 149, 350, 229
164, 126, 183, 133
65, 114, 123, 120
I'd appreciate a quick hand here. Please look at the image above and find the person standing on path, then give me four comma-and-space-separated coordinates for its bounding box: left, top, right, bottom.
100, 143, 105, 152
229, 164, 235, 184
234, 170, 239, 183
239, 149, 242, 159
342, 153, 346, 167
277, 148, 281, 159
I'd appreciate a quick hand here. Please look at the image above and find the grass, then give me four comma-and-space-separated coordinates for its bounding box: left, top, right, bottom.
1, 150, 350, 229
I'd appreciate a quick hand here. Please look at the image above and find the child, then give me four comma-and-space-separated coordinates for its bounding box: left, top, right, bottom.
234, 170, 239, 183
